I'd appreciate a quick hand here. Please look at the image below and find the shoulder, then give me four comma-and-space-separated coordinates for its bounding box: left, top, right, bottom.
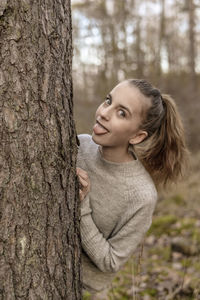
77, 134, 98, 168
77, 134, 98, 154
128, 168, 158, 210
77, 134, 92, 147
141, 180, 158, 210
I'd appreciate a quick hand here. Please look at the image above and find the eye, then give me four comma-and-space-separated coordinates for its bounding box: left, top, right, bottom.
118, 109, 126, 118
104, 96, 111, 105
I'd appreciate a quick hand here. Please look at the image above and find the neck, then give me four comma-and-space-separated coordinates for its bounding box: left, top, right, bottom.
100, 145, 135, 163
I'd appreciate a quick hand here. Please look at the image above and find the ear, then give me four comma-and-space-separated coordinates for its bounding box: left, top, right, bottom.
129, 130, 148, 145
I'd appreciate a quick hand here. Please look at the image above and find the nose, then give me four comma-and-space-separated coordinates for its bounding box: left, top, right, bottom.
99, 105, 111, 121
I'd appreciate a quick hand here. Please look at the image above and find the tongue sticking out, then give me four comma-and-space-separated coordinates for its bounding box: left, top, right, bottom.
93, 122, 108, 134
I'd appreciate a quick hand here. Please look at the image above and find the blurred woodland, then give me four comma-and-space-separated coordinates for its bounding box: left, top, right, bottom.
72, 1, 200, 299
72, 0, 200, 152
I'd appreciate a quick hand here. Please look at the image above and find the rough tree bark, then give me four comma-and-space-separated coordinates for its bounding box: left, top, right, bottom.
0, 0, 81, 299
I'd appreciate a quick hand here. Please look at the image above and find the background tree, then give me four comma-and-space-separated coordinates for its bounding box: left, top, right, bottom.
0, 0, 81, 299
187, 0, 197, 92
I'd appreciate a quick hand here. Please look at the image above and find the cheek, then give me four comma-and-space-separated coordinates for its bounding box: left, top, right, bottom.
95, 105, 102, 117
115, 121, 139, 137
112, 124, 131, 138
129, 116, 142, 131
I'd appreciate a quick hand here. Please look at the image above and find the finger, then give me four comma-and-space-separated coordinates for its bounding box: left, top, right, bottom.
77, 173, 88, 184
79, 189, 84, 201
79, 173, 88, 181
76, 167, 81, 175
78, 176, 88, 188
76, 168, 89, 180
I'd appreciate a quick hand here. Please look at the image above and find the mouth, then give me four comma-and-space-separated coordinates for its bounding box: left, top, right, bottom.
96, 120, 109, 132
93, 119, 109, 135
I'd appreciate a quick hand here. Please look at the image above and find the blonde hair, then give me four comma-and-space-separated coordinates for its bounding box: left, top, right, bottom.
128, 79, 189, 188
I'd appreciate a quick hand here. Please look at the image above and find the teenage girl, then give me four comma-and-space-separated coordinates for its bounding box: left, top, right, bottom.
76, 79, 188, 299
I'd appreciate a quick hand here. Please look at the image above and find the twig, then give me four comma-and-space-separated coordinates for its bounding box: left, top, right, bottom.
131, 256, 137, 300
131, 239, 145, 300
110, 283, 115, 300
180, 254, 188, 290
166, 254, 189, 300
165, 285, 184, 300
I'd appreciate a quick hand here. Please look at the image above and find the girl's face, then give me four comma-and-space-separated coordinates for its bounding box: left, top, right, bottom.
92, 81, 149, 149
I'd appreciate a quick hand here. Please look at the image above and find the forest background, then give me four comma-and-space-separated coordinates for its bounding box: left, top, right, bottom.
72, 0, 200, 299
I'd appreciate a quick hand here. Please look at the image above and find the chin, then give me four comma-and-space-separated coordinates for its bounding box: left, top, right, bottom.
92, 132, 109, 146
91, 132, 102, 145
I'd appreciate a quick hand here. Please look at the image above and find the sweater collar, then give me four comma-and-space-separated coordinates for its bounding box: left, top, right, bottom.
97, 145, 143, 175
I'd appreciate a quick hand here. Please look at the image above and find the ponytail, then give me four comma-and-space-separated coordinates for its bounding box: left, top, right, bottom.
128, 79, 189, 188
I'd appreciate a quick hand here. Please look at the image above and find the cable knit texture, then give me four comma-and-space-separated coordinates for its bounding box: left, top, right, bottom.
77, 134, 158, 293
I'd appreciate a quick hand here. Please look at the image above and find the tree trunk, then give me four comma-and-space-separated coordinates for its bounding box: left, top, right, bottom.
156, 0, 165, 83
135, 16, 144, 78
187, 0, 197, 93
0, 0, 81, 299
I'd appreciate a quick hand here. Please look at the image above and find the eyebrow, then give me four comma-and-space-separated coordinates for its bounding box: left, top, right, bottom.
108, 93, 132, 116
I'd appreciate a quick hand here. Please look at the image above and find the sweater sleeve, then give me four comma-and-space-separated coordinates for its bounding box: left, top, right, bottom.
80, 193, 157, 273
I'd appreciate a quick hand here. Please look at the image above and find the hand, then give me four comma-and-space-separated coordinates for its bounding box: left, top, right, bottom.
76, 167, 90, 201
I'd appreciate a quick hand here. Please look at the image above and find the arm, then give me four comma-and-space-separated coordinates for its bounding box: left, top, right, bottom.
80, 194, 157, 273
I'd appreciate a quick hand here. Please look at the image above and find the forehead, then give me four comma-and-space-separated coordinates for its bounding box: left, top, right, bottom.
110, 81, 147, 115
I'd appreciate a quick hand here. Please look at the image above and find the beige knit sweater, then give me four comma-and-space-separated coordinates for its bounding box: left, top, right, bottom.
77, 134, 157, 293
